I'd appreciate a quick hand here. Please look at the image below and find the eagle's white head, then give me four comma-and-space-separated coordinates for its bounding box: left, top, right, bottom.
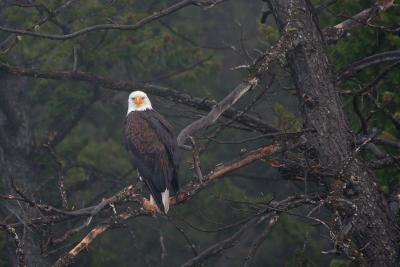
127, 91, 153, 114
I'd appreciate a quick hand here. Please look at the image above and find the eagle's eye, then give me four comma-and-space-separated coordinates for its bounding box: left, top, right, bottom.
141, 96, 145, 100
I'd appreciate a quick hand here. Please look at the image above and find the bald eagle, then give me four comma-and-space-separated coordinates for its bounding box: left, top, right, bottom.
124, 91, 179, 213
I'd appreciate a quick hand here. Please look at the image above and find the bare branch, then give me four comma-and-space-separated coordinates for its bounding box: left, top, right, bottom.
337, 51, 400, 83
42, 144, 68, 207
0, 0, 79, 54
167, 218, 199, 257
0, 63, 279, 136
324, 0, 395, 43
52, 225, 110, 267
142, 56, 213, 82
49, 143, 282, 266
316, 0, 338, 11
367, 94, 400, 132
180, 194, 321, 267
49, 218, 92, 248
204, 129, 314, 144
189, 137, 204, 183
243, 214, 279, 267
45, 86, 101, 147
177, 77, 259, 146
177, 18, 299, 146
373, 138, 400, 150
352, 95, 368, 134
370, 156, 400, 169
0, 0, 226, 41
180, 216, 261, 267
0, 224, 26, 267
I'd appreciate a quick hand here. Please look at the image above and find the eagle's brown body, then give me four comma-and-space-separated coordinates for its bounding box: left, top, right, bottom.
124, 110, 179, 212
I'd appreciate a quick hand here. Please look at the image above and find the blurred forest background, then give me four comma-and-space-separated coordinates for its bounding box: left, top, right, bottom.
0, 0, 399, 266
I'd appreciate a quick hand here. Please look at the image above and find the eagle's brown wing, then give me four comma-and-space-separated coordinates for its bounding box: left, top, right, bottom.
141, 110, 179, 192
124, 111, 179, 212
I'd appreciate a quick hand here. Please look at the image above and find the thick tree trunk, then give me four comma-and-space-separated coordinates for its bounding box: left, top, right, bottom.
268, 0, 399, 266
0, 72, 50, 266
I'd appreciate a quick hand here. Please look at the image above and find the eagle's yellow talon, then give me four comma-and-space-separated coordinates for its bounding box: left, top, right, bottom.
143, 198, 159, 213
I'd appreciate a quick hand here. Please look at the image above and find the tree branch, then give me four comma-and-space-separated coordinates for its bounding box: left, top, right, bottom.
52, 225, 110, 267
0, 224, 26, 267
179, 194, 320, 267
0, 63, 279, 137
177, 77, 259, 147
180, 216, 261, 267
0, 0, 226, 41
323, 0, 395, 43
367, 94, 400, 132
48, 143, 282, 266
337, 51, 400, 83
369, 156, 400, 169
177, 14, 299, 146
243, 214, 279, 267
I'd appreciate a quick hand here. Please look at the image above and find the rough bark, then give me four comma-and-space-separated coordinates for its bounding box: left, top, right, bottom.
0, 72, 50, 266
268, 1, 399, 266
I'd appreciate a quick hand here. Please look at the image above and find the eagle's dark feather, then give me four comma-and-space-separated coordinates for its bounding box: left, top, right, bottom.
124, 110, 179, 212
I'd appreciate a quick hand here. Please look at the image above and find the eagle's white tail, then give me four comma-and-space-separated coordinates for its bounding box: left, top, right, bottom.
161, 189, 170, 213
150, 195, 156, 206
149, 190, 170, 213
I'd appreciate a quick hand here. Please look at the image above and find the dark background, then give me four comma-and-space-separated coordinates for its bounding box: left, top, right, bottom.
0, 1, 399, 266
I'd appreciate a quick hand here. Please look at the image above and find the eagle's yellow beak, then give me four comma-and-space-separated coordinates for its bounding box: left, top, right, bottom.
134, 96, 143, 105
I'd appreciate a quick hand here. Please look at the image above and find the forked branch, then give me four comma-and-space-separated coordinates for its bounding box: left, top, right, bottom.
51, 144, 282, 266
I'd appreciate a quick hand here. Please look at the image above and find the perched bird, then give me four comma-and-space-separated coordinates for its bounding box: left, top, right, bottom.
124, 91, 179, 213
